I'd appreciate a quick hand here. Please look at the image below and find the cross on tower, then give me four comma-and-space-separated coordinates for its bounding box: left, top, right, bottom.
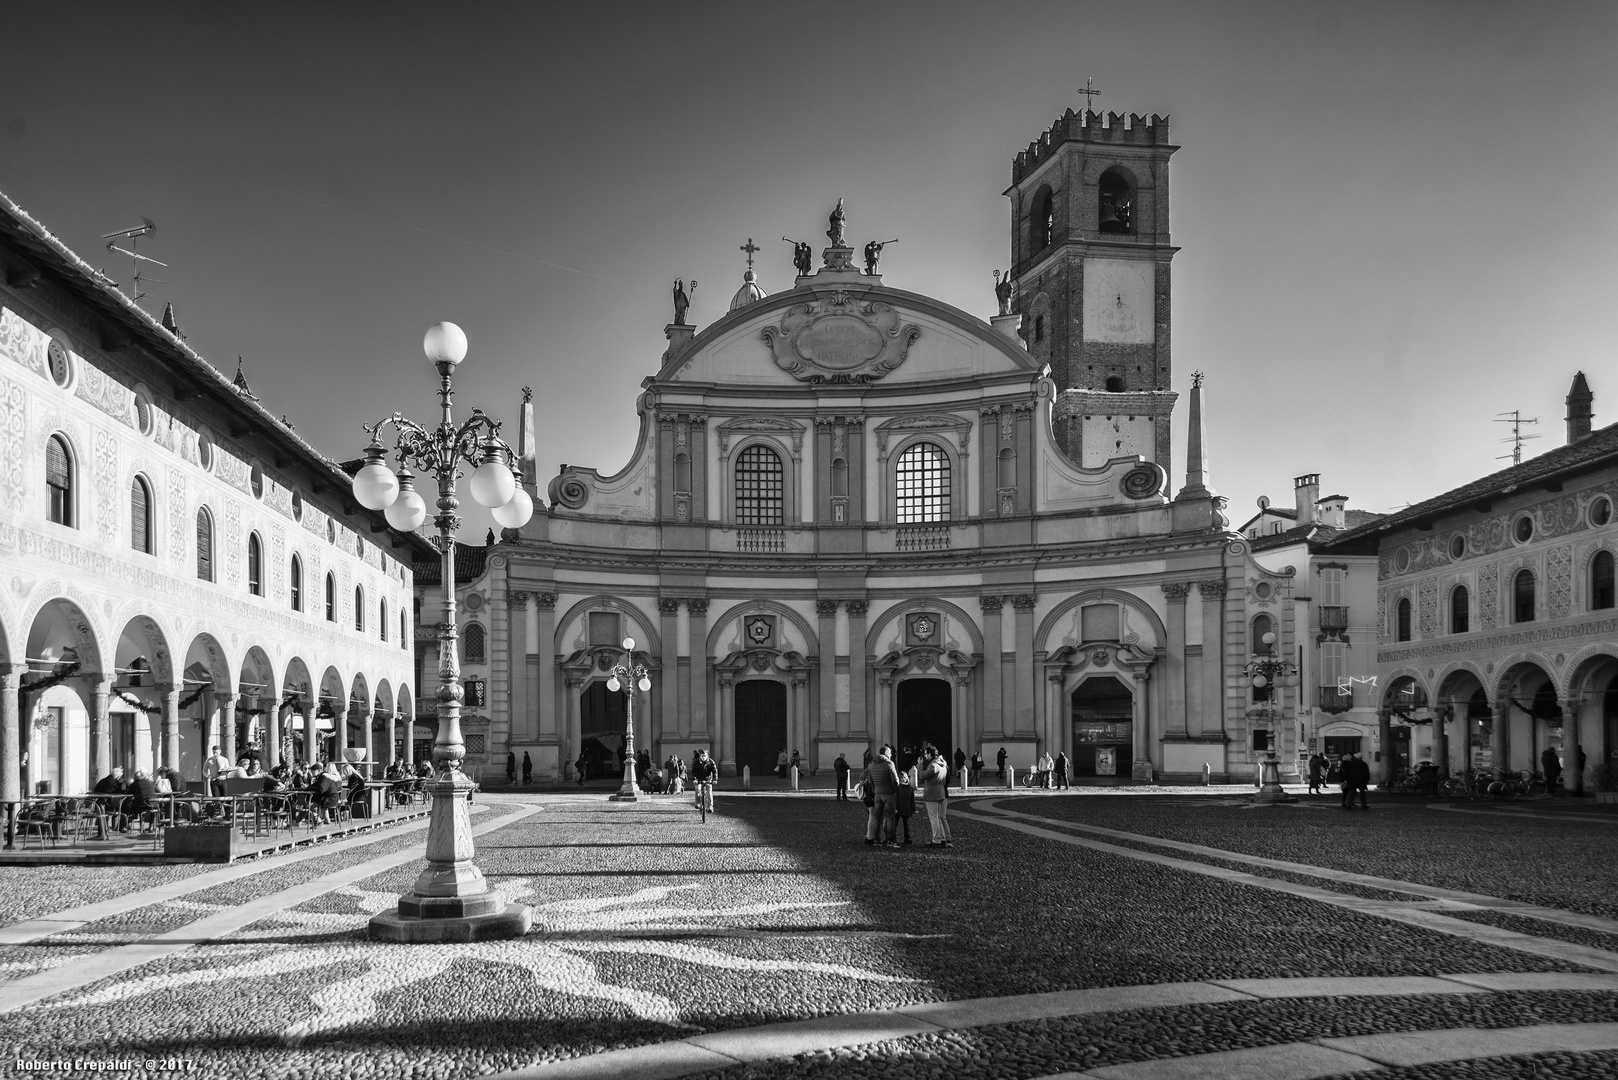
740, 237, 760, 271
1077, 76, 1100, 115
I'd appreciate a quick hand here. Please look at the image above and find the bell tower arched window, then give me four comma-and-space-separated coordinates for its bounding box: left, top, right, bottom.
1030, 186, 1053, 251
1098, 167, 1134, 234
734, 444, 784, 526
895, 442, 950, 524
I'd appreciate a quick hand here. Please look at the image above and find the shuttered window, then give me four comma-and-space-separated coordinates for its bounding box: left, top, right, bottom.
290, 555, 303, 611
46, 435, 72, 525
131, 477, 152, 553
248, 534, 263, 595
196, 508, 214, 581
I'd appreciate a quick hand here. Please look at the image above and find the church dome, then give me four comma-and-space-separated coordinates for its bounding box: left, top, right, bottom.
729, 268, 768, 311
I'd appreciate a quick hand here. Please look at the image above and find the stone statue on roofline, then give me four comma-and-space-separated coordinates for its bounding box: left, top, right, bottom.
827, 198, 846, 247
864, 238, 897, 276
672, 279, 691, 326
994, 269, 1014, 316
783, 237, 812, 278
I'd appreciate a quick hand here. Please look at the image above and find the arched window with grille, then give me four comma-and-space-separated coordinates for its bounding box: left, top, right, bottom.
1396, 597, 1412, 641
247, 533, 263, 596
895, 442, 951, 523
46, 434, 73, 526
290, 555, 303, 611
1593, 551, 1615, 610
400, 609, 407, 648
196, 507, 214, 581
354, 586, 364, 632
1450, 585, 1469, 633
1513, 569, 1535, 623
734, 444, 784, 526
325, 573, 336, 621
463, 621, 486, 662
130, 475, 152, 554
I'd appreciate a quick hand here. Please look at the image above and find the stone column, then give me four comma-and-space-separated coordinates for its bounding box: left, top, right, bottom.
1, 665, 19, 847
564, 676, 583, 778
386, 709, 398, 770
955, 675, 972, 758
1379, 708, 1395, 786
1197, 581, 1227, 738
1161, 583, 1190, 735
89, 677, 112, 788
1562, 696, 1583, 795
1046, 672, 1066, 761
363, 711, 376, 778
816, 600, 839, 742
688, 599, 709, 736
535, 593, 557, 744
1492, 700, 1509, 776
980, 596, 1004, 736
333, 706, 349, 766
846, 600, 868, 738
161, 684, 181, 772
659, 598, 681, 742
1434, 707, 1450, 779
221, 695, 238, 764
507, 591, 529, 744
402, 702, 414, 770
717, 676, 736, 775
269, 702, 288, 772
1132, 671, 1152, 779
1012, 595, 1037, 736
788, 676, 805, 760
876, 673, 893, 748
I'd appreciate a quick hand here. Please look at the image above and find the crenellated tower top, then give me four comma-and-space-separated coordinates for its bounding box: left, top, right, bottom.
1012, 110, 1172, 184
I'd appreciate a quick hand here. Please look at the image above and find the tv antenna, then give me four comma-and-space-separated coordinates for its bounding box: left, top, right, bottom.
102, 218, 166, 304
1495, 410, 1540, 465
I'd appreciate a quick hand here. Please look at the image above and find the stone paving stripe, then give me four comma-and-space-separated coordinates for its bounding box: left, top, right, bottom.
0, 801, 543, 1013
1210, 976, 1480, 1000
0, 805, 472, 944
970, 799, 1618, 938
1321, 1021, 1618, 1065
1081, 1041, 1379, 1080
1427, 804, 1618, 825
899, 981, 1254, 1029
1438, 971, 1618, 991
686, 1011, 943, 1062
955, 805, 1618, 973
487, 972, 1618, 1080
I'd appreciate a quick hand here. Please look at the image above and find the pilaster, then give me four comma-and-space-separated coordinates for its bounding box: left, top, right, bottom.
659, 597, 681, 743
687, 598, 710, 735
817, 599, 839, 740
1012, 594, 1037, 736
846, 600, 868, 738
507, 591, 530, 743
534, 592, 557, 744
980, 596, 1004, 737
1196, 580, 1225, 739
1161, 582, 1190, 736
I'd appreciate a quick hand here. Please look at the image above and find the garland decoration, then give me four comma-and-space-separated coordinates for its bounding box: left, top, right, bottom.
112, 688, 163, 715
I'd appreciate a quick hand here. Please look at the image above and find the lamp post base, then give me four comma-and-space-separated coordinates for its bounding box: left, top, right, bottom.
1252, 752, 1297, 804
369, 897, 533, 943
610, 762, 641, 801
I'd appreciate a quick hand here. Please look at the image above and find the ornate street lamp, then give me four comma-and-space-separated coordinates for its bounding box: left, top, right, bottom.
606, 637, 652, 802
353, 321, 535, 942
1244, 631, 1299, 804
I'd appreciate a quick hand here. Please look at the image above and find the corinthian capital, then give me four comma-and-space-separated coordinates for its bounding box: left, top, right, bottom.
1197, 579, 1228, 600
1160, 581, 1192, 602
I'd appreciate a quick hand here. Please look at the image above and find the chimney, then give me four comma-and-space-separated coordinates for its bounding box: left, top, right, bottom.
1316, 494, 1347, 529
1567, 371, 1593, 443
1293, 473, 1319, 525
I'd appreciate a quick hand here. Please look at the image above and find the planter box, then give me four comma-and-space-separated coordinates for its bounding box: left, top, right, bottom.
163, 824, 240, 862
1594, 791, 1618, 805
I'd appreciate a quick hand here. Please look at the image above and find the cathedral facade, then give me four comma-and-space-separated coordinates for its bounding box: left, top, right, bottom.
471, 107, 1282, 783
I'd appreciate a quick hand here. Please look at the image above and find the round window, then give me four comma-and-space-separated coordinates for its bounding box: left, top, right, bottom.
327, 519, 337, 544
1449, 534, 1466, 560
250, 464, 264, 500
1254, 581, 1272, 600
134, 393, 154, 435
291, 491, 303, 522
1514, 515, 1534, 543
197, 435, 213, 471
46, 338, 71, 387
1394, 548, 1411, 573
1592, 497, 1612, 528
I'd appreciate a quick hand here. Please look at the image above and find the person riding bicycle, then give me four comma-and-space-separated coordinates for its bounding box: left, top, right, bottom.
692, 749, 718, 803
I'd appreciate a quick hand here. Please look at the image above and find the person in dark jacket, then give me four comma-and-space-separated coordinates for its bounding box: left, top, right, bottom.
505, 752, 516, 784
314, 763, 346, 823
1307, 753, 1326, 795
862, 745, 900, 847
996, 746, 1008, 778
953, 747, 967, 783
1541, 746, 1562, 793
833, 754, 851, 800
522, 751, 533, 786
1054, 751, 1070, 790
1344, 753, 1370, 809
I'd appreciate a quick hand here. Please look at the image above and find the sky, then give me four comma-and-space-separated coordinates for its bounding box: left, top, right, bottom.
2, 1, 1615, 538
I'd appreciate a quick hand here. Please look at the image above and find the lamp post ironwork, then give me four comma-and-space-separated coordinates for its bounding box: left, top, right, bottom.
1244, 631, 1299, 804
606, 638, 652, 802
352, 321, 535, 942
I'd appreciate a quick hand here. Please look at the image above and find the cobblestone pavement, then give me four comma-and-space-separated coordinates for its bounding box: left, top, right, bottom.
0, 791, 1615, 1079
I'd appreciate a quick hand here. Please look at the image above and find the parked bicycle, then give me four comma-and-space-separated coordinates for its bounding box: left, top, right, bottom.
1439, 771, 1485, 799
1483, 769, 1548, 800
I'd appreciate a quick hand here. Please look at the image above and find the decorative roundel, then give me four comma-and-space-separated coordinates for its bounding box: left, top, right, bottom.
747, 617, 770, 643
550, 475, 589, 510
327, 519, 337, 544
1394, 548, 1411, 573
1449, 534, 1466, 560
1513, 515, 1534, 543
47, 337, 71, 387
1254, 581, 1273, 600
912, 616, 936, 640
1591, 497, 1612, 527
1119, 463, 1164, 500
464, 592, 484, 611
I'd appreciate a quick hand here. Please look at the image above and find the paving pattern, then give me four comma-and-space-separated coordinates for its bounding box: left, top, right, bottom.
0, 789, 1614, 1078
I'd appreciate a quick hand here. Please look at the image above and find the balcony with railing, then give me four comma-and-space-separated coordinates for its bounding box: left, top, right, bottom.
736, 529, 787, 553
1318, 685, 1353, 713
895, 526, 952, 552
1318, 606, 1349, 633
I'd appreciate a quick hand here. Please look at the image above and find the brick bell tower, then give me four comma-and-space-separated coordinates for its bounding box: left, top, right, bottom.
1007, 107, 1179, 468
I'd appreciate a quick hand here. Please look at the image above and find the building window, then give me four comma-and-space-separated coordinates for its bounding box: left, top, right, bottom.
1396, 597, 1411, 641
1450, 585, 1470, 633
673, 452, 691, 495
46, 434, 73, 526
1592, 497, 1613, 528
463, 621, 486, 662
400, 610, 407, 648
1513, 569, 1535, 623
1319, 566, 1345, 606
1031, 186, 1053, 250
1098, 167, 1134, 234
734, 444, 784, 526
831, 457, 849, 498
380, 599, 388, 641
325, 574, 336, 622
47, 338, 71, 387
1514, 516, 1534, 543
355, 586, 364, 632
196, 507, 214, 581
1252, 613, 1275, 654
290, 555, 303, 611
247, 533, 263, 596
1104, 375, 1124, 392
1593, 550, 1615, 610
1268, 521, 1282, 535
895, 442, 950, 524
130, 476, 152, 554
1034, 314, 1045, 342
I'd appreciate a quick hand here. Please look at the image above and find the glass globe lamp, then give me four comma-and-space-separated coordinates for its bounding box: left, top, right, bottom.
623, 637, 635, 652
423, 321, 468, 366
352, 445, 399, 510
637, 676, 652, 692
469, 453, 516, 508
1251, 673, 1268, 688
606, 676, 621, 692
491, 486, 534, 529
384, 470, 427, 531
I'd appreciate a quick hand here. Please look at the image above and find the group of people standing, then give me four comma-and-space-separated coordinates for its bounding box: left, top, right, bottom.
855, 743, 953, 848
1306, 751, 1371, 808
504, 751, 535, 785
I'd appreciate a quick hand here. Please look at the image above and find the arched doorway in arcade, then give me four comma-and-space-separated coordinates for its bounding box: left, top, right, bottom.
578, 681, 627, 781
734, 680, 787, 777
896, 678, 951, 765
1071, 677, 1133, 778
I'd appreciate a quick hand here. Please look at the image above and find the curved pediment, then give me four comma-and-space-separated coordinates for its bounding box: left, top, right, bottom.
659, 280, 1036, 389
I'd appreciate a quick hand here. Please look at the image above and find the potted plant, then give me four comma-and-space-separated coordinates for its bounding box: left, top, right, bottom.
1590, 761, 1618, 805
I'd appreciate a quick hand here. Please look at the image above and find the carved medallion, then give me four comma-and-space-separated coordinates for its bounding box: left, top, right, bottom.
760, 299, 921, 383
911, 615, 935, 641
747, 617, 772, 644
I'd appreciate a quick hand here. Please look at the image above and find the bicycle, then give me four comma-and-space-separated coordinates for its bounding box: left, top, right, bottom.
694, 780, 714, 823
1440, 772, 1484, 799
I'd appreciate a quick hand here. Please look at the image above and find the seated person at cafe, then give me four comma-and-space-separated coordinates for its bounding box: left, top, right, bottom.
312, 763, 346, 823
125, 769, 159, 828
344, 764, 366, 797
262, 764, 289, 792
94, 766, 128, 794
383, 761, 402, 781
415, 760, 433, 779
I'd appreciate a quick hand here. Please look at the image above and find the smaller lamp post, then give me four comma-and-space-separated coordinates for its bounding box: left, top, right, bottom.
605, 637, 652, 802
1244, 631, 1299, 804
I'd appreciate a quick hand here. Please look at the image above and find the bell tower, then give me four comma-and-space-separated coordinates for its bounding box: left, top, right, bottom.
1007, 107, 1179, 467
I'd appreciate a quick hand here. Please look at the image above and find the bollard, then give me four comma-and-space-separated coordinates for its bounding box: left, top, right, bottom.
1202, 762, 1211, 786
1006, 766, 1016, 789
959, 767, 968, 792
742, 765, 751, 790
790, 766, 799, 791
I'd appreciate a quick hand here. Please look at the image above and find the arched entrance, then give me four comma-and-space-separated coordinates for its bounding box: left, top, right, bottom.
897, 678, 951, 763
1071, 676, 1133, 777
578, 681, 626, 781
734, 680, 786, 777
